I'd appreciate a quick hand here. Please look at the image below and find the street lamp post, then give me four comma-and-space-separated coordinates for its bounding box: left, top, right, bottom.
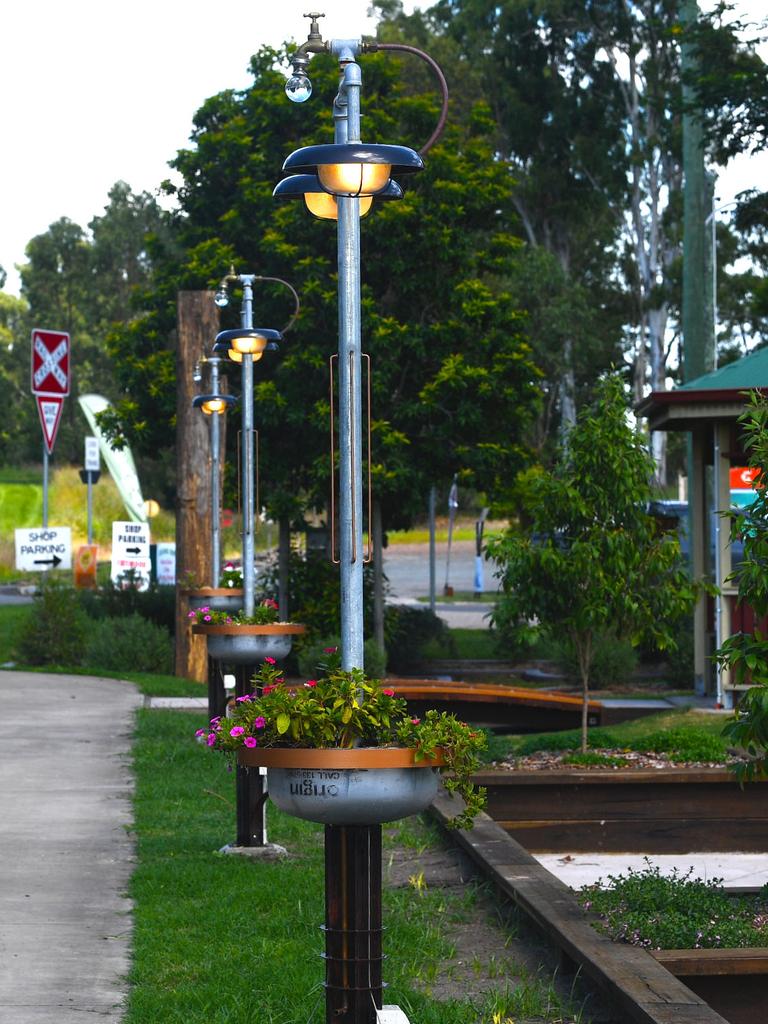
277, 16, 443, 1022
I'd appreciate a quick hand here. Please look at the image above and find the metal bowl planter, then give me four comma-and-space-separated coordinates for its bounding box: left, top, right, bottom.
191, 623, 306, 664
238, 746, 444, 825
183, 587, 244, 614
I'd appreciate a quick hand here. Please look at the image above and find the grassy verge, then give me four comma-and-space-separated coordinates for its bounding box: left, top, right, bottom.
127, 710, 588, 1022
485, 708, 730, 764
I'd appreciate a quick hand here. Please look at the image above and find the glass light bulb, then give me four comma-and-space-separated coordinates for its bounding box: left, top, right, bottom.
318, 163, 391, 196
231, 335, 268, 355
304, 192, 375, 220
202, 398, 227, 415
285, 73, 312, 103
214, 289, 229, 307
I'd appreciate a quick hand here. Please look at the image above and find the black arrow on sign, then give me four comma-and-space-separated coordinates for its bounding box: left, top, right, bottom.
125, 546, 143, 554
34, 555, 62, 567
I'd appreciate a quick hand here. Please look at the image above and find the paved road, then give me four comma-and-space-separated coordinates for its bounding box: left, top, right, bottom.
0, 670, 140, 1022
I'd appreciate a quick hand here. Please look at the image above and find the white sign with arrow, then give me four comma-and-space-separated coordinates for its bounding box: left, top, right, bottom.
111, 520, 151, 589
15, 527, 72, 572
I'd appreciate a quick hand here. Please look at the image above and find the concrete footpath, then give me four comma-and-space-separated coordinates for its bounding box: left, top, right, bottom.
0, 670, 140, 1023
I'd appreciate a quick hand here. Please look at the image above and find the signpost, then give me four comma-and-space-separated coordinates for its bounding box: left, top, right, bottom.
111, 520, 151, 589
79, 437, 101, 544
15, 527, 72, 572
31, 328, 71, 527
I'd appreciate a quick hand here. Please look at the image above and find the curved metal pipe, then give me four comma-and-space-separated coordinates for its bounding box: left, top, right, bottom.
367, 42, 449, 156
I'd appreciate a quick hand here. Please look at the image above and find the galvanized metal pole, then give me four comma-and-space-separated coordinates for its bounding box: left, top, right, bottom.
87, 477, 94, 545
336, 60, 364, 671
210, 357, 222, 587
241, 279, 256, 617
42, 445, 49, 528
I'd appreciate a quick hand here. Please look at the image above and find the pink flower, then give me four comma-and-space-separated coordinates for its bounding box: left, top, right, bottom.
382, 689, 395, 697
195, 728, 206, 737
235, 695, 251, 703
187, 611, 196, 619
203, 614, 212, 622
206, 733, 217, 747
254, 716, 266, 730
230, 726, 245, 737
210, 716, 221, 725
410, 718, 421, 725
305, 679, 317, 688
262, 598, 279, 609
323, 647, 338, 654
243, 736, 258, 748
264, 657, 276, 665
262, 685, 275, 695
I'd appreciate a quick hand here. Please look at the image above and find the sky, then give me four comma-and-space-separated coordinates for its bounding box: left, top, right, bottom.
1, 0, 765, 297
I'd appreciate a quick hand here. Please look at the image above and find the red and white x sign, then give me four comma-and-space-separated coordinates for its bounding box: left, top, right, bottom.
31, 328, 70, 396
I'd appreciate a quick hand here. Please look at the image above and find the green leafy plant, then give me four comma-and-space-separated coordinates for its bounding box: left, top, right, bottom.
15, 576, 88, 666
218, 562, 243, 589
489, 375, 700, 751
187, 599, 280, 626
298, 637, 387, 680
580, 860, 768, 950
84, 612, 173, 674
201, 660, 487, 829
716, 392, 768, 780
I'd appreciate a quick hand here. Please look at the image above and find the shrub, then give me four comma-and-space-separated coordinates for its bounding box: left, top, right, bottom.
257, 551, 378, 640
297, 636, 387, 679
83, 612, 173, 674
77, 577, 176, 632
384, 604, 450, 672
633, 726, 727, 763
15, 577, 88, 666
580, 860, 768, 950
557, 631, 638, 689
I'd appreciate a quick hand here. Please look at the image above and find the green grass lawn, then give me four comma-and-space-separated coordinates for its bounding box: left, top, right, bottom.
486, 708, 731, 764
127, 710, 587, 1022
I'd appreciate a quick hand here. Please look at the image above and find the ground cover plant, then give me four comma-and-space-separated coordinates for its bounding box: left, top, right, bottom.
128, 709, 589, 1023
484, 709, 731, 767
579, 860, 768, 950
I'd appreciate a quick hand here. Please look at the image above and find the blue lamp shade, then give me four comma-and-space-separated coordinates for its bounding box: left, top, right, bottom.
281, 143, 423, 197
213, 327, 282, 364
273, 174, 404, 220
192, 394, 236, 416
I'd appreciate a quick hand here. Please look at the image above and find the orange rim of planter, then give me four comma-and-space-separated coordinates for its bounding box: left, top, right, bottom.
237, 746, 445, 770
182, 587, 244, 597
191, 623, 307, 636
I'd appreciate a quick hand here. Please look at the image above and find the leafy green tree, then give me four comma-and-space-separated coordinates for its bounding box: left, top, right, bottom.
488, 374, 697, 750
104, 41, 541, 528
717, 392, 768, 780
10, 183, 170, 468
428, 0, 628, 441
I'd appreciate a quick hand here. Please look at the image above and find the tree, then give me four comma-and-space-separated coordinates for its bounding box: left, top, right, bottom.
430, 0, 628, 442
488, 374, 697, 751
10, 184, 171, 471
717, 392, 768, 780
103, 41, 542, 526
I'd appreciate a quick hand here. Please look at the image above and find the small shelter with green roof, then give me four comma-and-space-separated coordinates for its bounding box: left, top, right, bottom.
638, 346, 768, 707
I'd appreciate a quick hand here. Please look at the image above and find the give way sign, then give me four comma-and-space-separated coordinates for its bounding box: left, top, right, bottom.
31, 328, 70, 396
31, 328, 70, 454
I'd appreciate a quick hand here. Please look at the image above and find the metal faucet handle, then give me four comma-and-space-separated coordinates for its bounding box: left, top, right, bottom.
304, 11, 325, 36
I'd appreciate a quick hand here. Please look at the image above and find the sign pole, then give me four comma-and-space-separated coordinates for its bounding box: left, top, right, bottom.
42, 444, 49, 529
87, 477, 94, 545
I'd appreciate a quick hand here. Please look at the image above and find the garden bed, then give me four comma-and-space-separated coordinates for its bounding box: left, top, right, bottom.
650, 949, 768, 1024
472, 767, 768, 853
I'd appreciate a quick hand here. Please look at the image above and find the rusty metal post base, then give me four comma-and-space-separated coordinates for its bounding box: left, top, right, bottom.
324, 824, 383, 1023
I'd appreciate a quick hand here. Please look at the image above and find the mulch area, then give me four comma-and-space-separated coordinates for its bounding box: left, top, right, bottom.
492, 750, 733, 771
